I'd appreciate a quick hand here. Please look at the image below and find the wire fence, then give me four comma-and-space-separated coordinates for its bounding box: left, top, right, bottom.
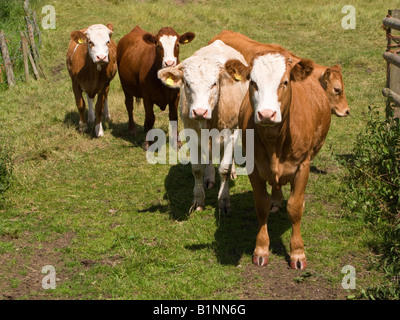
382, 10, 400, 118
0, 5, 44, 89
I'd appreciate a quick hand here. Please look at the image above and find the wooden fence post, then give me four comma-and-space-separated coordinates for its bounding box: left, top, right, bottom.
21, 32, 30, 83
0, 30, 16, 87
384, 9, 400, 118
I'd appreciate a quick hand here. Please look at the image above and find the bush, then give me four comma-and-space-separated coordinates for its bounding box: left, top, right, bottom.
343, 106, 400, 300
0, 141, 12, 205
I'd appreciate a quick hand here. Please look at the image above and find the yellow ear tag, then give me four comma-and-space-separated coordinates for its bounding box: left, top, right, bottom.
184, 39, 189, 43
78, 38, 85, 44
234, 73, 242, 81
166, 76, 174, 86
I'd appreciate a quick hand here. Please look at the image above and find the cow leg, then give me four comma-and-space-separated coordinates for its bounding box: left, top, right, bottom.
124, 95, 136, 136
271, 184, 283, 213
86, 93, 96, 124
203, 138, 215, 189
191, 163, 206, 212
168, 97, 182, 150
103, 98, 111, 122
218, 161, 232, 216
217, 138, 234, 216
72, 81, 87, 133
143, 98, 155, 150
94, 86, 109, 138
249, 169, 271, 266
287, 162, 310, 270
204, 164, 215, 189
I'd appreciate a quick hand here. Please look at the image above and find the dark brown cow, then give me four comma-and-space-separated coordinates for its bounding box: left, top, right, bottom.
66, 23, 117, 137
226, 49, 332, 270
117, 26, 195, 149
209, 30, 350, 118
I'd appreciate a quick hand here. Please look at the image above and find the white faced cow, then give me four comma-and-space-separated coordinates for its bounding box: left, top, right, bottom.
66, 23, 117, 137
226, 50, 332, 269
158, 40, 249, 214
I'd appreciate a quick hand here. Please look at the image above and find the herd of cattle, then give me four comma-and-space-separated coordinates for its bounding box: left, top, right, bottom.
66, 24, 350, 270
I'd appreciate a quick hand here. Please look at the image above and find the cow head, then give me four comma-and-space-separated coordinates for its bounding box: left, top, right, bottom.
70, 23, 114, 65
158, 56, 229, 120
319, 65, 350, 117
143, 27, 195, 68
225, 51, 313, 126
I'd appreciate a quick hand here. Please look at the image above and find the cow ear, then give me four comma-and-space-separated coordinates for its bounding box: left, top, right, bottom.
179, 32, 195, 45
106, 23, 114, 37
158, 64, 184, 88
70, 30, 87, 44
320, 67, 332, 83
331, 64, 341, 72
290, 58, 314, 82
225, 59, 250, 82
143, 33, 156, 45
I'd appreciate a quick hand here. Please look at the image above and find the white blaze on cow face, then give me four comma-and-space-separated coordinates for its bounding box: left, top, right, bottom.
159, 35, 178, 68
250, 53, 286, 125
85, 24, 113, 65
181, 56, 221, 120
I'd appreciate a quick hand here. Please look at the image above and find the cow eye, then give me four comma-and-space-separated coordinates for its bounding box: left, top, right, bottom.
334, 87, 341, 95
106, 40, 110, 45
211, 82, 217, 89
250, 80, 258, 91
283, 80, 288, 86
88, 41, 94, 47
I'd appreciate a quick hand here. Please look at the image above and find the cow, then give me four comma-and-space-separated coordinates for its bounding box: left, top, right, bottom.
225, 49, 332, 270
66, 23, 117, 137
117, 26, 195, 150
209, 30, 350, 118
158, 40, 249, 214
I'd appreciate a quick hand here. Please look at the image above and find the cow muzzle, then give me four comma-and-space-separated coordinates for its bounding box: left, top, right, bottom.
257, 109, 278, 125
163, 60, 177, 68
192, 108, 209, 120
96, 54, 109, 64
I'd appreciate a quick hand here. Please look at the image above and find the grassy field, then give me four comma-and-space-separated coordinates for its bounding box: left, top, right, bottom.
0, 0, 397, 300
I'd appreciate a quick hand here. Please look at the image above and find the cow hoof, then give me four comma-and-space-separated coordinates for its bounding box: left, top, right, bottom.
79, 121, 88, 133
95, 123, 104, 138
290, 258, 307, 270
142, 141, 150, 151
252, 255, 268, 267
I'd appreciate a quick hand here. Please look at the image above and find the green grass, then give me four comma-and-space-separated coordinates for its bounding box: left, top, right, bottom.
0, 0, 396, 299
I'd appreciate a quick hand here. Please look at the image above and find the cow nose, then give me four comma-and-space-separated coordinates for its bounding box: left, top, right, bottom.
96, 55, 107, 62
258, 109, 277, 123
192, 108, 208, 119
164, 60, 176, 67
345, 109, 350, 116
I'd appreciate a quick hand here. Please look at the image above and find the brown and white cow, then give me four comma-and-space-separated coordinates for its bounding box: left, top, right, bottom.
66, 24, 117, 137
225, 50, 332, 270
209, 30, 350, 118
117, 26, 195, 149
158, 40, 249, 214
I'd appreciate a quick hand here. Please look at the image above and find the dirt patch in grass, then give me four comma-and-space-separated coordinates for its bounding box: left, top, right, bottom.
240, 258, 348, 300
0, 232, 75, 300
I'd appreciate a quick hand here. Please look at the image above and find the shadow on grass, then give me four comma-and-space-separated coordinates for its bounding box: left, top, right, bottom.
149, 163, 292, 266
63, 110, 145, 147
